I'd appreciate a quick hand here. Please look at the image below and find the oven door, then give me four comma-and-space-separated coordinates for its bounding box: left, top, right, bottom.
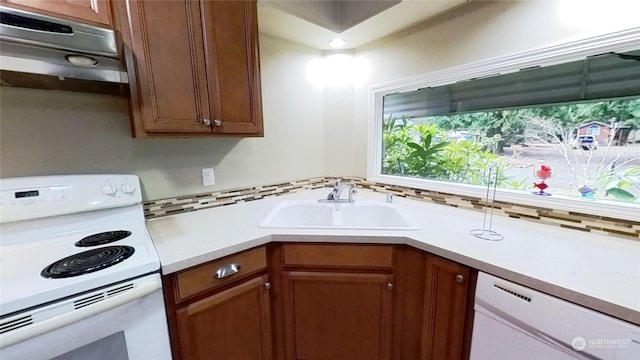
0, 274, 171, 360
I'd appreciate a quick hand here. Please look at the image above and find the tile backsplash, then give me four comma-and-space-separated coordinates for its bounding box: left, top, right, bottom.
144, 176, 639, 240
144, 177, 326, 218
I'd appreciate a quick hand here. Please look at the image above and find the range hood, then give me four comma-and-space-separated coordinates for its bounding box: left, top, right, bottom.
0, 6, 128, 94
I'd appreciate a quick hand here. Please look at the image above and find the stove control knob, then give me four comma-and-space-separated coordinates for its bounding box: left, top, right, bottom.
121, 183, 136, 195
101, 184, 118, 196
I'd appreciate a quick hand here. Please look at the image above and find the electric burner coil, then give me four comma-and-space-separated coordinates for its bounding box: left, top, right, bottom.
75, 230, 132, 247
41, 246, 135, 278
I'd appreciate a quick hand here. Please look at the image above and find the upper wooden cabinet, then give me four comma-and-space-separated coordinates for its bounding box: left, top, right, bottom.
1, 0, 112, 26
114, 0, 263, 137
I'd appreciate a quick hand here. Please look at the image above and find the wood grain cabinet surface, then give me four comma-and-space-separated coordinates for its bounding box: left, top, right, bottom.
163, 246, 271, 360
175, 274, 273, 360
282, 243, 394, 269
114, 0, 262, 137
162, 243, 476, 360
421, 254, 476, 360
278, 243, 395, 360
282, 271, 395, 360
1, 0, 112, 26
174, 246, 267, 302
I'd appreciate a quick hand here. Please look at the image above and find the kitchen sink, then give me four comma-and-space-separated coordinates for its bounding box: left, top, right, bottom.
258, 201, 335, 228
259, 200, 420, 230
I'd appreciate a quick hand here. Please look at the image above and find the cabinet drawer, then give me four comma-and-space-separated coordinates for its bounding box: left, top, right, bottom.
175, 246, 266, 301
283, 244, 394, 270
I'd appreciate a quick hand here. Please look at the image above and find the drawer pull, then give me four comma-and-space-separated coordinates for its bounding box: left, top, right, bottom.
214, 263, 241, 279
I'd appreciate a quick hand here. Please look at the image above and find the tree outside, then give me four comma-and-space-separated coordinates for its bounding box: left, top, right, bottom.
382, 98, 640, 203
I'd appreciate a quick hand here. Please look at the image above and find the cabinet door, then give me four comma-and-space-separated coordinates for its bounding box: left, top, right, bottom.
1, 0, 112, 26
123, 0, 212, 135
421, 256, 471, 360
201, 0, 263, 135
282, 271, 394, 360
175, 274, 273, 360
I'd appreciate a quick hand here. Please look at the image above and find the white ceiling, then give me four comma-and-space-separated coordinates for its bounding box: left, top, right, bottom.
258, 0, 470, 50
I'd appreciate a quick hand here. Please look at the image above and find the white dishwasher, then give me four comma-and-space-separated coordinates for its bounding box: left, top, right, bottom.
470, 273, 640, 360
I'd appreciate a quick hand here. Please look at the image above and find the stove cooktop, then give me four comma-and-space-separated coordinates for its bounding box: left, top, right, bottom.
0, 175, 160, 318
0, 206, 160, 317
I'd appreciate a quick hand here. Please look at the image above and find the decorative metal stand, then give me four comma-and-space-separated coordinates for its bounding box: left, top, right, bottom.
470, 167, 504, 241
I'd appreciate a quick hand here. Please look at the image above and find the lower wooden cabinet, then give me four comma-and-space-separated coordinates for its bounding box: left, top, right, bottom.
163, 246, 271, 360
162, 243, 476, 360
421, 255, 476, 360
175, 274, 273, 360
281, 271, 394, 360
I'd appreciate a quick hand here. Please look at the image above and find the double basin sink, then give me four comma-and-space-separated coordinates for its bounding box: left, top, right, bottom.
259, 200, 420, 230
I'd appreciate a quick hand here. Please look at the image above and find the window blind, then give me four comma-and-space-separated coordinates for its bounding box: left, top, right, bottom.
383, 50, 640, 119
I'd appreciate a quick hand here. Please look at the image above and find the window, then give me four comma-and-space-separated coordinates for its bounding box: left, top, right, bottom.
368, 30, 640, 219
586, 125, 601, 136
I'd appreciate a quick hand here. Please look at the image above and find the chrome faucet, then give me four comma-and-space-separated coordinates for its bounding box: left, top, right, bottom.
319, 179, 357, 203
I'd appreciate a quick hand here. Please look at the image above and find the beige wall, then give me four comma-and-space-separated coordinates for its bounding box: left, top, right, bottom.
339, 0, 640, 177
1, 1, 638, 200
0, 34, 325, 200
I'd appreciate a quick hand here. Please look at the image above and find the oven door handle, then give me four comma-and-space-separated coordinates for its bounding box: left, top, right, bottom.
0, 275, 162, 348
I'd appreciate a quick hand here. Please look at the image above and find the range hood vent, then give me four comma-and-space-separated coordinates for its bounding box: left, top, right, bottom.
0, 6, 128, 94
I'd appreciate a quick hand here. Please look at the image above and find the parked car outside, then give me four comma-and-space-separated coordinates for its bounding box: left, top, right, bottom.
572, 135, 598, 150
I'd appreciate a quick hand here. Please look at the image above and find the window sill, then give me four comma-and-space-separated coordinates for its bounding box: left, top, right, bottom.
368, 174, 639, 222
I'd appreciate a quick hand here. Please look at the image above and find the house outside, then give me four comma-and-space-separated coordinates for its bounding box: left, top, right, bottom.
576, 121, 631, 145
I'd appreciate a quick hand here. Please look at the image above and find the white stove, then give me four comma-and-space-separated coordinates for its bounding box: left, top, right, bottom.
0, 175, 171, 359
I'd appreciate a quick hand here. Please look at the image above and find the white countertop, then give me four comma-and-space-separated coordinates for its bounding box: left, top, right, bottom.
146, 188, 640, 325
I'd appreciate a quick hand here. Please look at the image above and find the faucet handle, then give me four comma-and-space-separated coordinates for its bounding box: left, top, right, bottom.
348, 186, 357, 202
333, 178, 342, 188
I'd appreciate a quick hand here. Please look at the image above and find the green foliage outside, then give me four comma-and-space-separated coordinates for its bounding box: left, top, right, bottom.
382, 98, 640, 202
599, 165, 640, 201
425, 99, 640, 150
382, 117, 511, 186
428, 110, 528, 153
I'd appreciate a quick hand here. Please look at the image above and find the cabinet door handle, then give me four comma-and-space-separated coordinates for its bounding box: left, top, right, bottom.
213, 119, 222, 127
214, 263, 241, 279
387, 282, 394, 290
456, 274, 464, 283
202, 118, 211, 126
264, 282, 271, 290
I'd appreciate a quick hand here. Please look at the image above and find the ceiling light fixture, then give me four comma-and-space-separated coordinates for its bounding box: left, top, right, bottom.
328, 38, 346, 49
